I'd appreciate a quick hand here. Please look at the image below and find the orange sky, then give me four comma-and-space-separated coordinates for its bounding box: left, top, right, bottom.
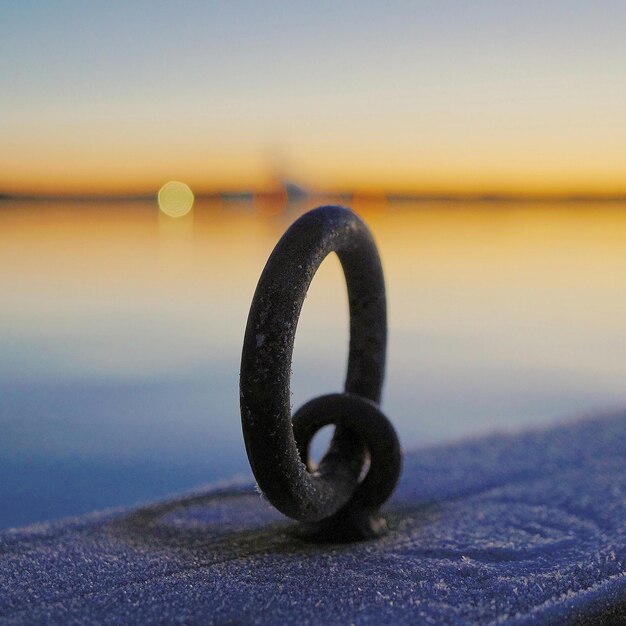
2, 3, 625, 197
3, 127, 625, 197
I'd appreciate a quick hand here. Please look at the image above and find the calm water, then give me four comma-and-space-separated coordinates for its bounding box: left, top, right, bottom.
2, 198, 626, 529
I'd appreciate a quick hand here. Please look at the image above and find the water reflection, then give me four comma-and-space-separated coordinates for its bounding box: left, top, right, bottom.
1, 198, 626, 528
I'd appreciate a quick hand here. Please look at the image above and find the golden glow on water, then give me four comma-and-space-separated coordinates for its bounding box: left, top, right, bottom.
4, 200, 626, 308
2, 199, 626, 442
158, 181, 195, 217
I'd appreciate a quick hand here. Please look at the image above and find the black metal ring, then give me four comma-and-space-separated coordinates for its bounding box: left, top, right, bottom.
292, 393, 401, 512
240, 205, 400, 536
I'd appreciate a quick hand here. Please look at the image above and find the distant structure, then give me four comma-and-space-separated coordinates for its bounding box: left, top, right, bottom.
283, 181, 309, 202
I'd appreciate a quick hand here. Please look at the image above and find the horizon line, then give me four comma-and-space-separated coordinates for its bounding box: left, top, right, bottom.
2, 189, 626, 204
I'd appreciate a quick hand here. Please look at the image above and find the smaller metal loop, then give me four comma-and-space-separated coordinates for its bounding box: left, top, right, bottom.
292, 393, 402, 519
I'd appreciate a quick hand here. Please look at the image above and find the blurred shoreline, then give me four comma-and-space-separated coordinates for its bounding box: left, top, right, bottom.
2, 190, 626, 205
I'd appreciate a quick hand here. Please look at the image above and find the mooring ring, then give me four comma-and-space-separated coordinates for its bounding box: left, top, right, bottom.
292, 392, 401, 513
240, 205, 398, 528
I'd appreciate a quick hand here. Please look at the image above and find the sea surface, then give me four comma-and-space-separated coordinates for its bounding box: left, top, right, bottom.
2, 198, 626, 529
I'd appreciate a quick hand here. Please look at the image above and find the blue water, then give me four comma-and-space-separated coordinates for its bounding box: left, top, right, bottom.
2, 199, 626, 529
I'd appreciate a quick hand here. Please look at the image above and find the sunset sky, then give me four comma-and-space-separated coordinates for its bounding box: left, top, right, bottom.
2, 1, 625, 196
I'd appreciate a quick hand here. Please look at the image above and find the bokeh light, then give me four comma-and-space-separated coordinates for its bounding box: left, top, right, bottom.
158, 181, 194, 217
